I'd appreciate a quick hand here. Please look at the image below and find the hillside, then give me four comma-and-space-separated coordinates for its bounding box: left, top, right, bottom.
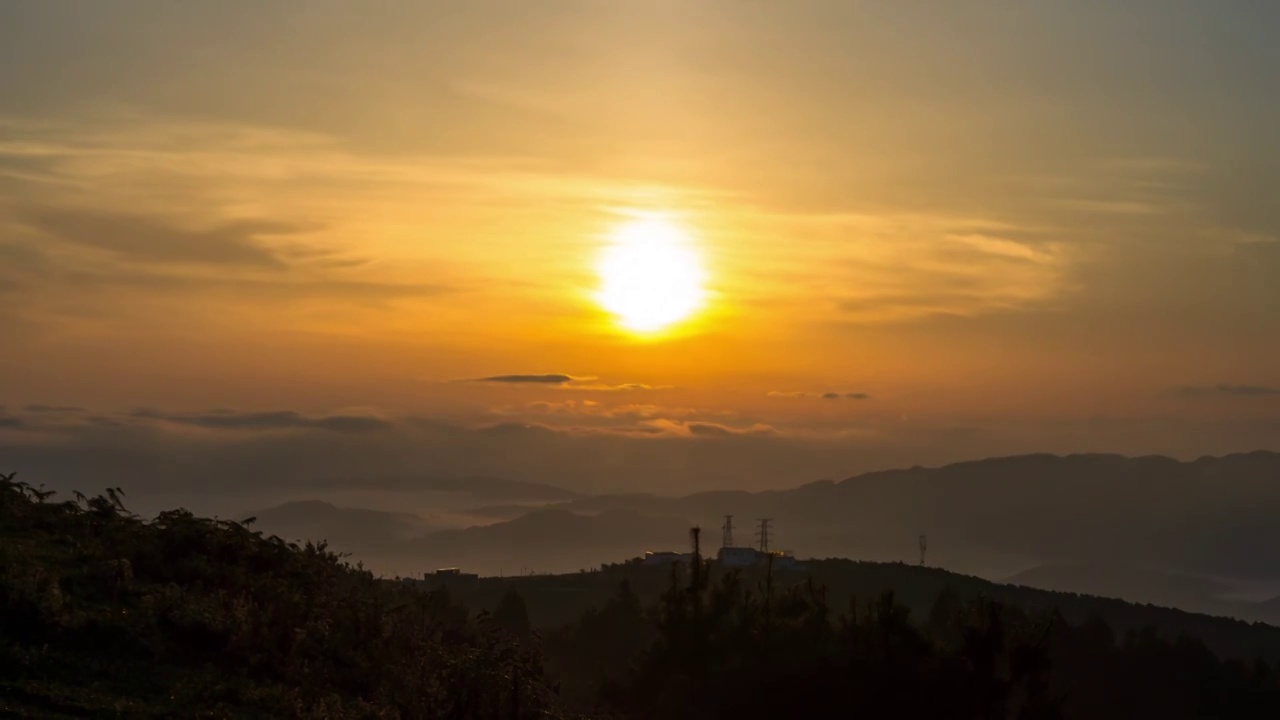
1003, 562, 1265, 621
433, 558, 1280, 663
0, 473, 563, 718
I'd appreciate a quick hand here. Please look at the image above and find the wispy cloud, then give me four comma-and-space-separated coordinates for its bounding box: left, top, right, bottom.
731, 212, 1070, 325
15, 206, 297, 268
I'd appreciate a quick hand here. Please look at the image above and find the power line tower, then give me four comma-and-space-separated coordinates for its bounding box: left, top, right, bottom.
918, 534, 928, 567
756, 518, 772, 554
722, 515, 735, 548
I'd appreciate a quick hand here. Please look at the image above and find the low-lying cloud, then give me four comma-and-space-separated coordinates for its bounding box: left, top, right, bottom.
473, 374, 579, 385
3, 402, 1280, 516
771, 391, 871, 400
23, 404, 85, 414
130, 409, 391, 433
1180, 384, 1280, 398
468, 375, 664, 392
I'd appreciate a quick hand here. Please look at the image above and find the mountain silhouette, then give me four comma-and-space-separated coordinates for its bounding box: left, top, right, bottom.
247, 452, 1280, 614
542, 452, 1280, 592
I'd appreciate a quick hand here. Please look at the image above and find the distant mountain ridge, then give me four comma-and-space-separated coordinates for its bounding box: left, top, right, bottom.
250, 452, 1280, 619
545, 451, 1280, 592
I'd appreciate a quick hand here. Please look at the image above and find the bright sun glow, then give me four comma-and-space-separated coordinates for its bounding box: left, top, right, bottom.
597, 216, 706, 333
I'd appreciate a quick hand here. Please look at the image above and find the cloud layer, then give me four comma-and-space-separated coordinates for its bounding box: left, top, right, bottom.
4, 401, 1279, 521
1180, 384, 1280, 398
129, 409, 391, 433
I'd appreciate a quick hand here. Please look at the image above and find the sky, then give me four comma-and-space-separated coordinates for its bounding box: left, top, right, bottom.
1, 1, 1278, 508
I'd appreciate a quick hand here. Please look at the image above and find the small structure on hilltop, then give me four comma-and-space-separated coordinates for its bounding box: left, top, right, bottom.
640, 550, 693, 566
423, 567, 479, 587
636, 516, 803, 570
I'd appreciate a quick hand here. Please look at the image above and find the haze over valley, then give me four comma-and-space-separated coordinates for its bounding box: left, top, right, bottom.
196, 451, 1280, 626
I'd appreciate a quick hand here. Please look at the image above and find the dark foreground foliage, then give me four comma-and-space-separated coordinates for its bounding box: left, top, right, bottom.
544, 545, 1280, 719
4, 471, 1280, 718
0, 472, 562, 718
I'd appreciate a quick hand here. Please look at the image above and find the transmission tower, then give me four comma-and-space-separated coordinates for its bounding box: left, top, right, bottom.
918, 534, 928, 567
756, 518, 772, 554
722, 515, 735, 548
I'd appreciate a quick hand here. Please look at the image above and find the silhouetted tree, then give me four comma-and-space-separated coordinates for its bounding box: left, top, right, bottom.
493, 586, 532, 638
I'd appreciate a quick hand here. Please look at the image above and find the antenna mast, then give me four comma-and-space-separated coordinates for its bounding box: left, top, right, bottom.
756, 518, 772, 554
919, 534, 928, 567
722, 515, 735, 548
689, 526, 703, 590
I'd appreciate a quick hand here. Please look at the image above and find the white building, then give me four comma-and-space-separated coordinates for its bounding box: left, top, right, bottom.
640, 550, 693, 566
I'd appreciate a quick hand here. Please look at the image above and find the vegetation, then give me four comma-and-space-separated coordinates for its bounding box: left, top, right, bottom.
541, 549, 1280, 719
5, 471, 1280, 718
434, 559, 1280, 663
0, 472, 561, 718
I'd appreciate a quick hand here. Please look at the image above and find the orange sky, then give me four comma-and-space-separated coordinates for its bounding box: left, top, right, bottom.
1, 2, 1278, 499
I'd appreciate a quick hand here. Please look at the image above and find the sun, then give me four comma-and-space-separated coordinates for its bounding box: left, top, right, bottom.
596, 215, 706, 334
